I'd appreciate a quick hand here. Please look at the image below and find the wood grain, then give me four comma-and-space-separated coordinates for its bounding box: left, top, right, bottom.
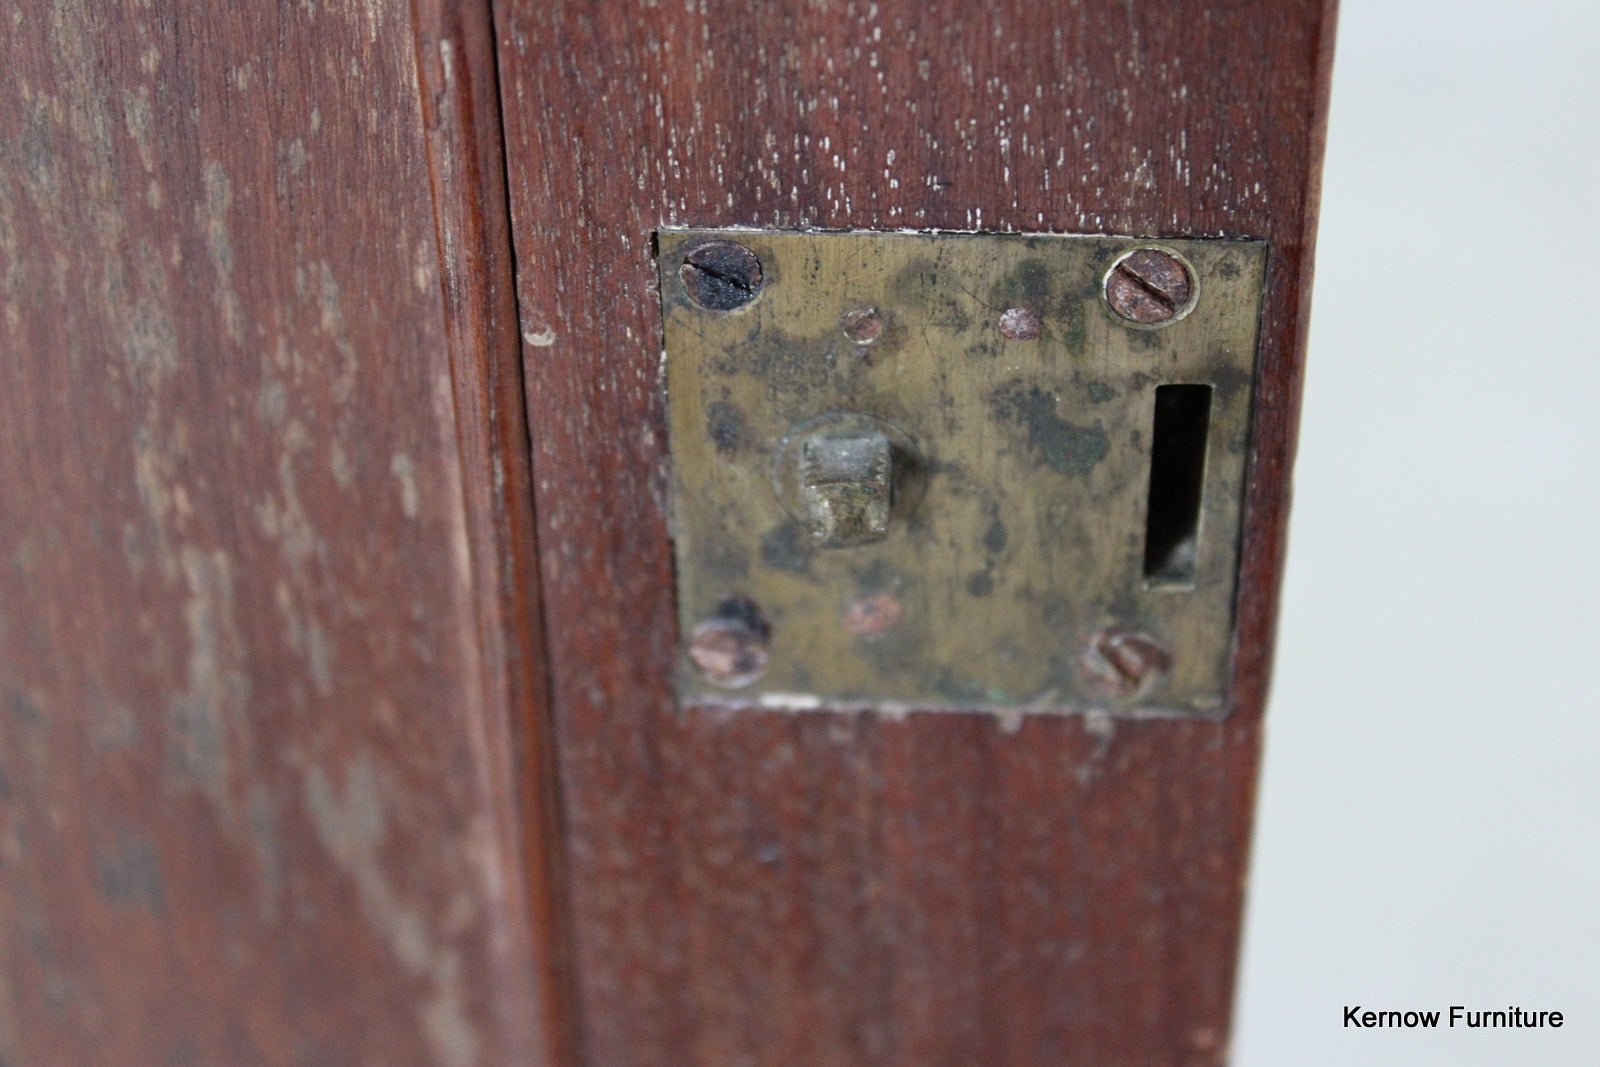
409, 0, 578, 1062
0, 2, 557, 1064
494, 1, 1337, 1064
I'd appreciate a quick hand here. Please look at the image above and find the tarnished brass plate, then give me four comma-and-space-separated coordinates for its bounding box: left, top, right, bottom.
658, 229, 1267, 717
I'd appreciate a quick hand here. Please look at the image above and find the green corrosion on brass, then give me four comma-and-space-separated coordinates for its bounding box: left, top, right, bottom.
657, 229, 1268, 717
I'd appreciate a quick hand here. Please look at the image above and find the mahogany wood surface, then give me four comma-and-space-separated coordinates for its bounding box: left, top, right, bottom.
495, 2, 1336, 1065
0, 2, 561, 1064
0, 0, 1334, 1063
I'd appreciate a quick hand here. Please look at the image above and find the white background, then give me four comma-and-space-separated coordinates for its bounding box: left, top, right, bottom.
1233, 1, 1600, 1063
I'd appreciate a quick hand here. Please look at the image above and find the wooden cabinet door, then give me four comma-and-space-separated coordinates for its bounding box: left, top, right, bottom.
493, 4, 1333, 1064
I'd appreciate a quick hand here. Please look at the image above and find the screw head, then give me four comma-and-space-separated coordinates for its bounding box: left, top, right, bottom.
688, 597, 771, 688
1103, 247, 1195, 326
998, 306, 1042, 340
1079, 627, 1172, 700
680, 241, 764, 311
840, 305, 884, 344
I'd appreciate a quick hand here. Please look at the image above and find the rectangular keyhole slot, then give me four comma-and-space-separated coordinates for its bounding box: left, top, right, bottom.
1144, 384, 1213, 587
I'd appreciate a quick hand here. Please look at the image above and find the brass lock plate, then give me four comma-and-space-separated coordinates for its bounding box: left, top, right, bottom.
657, 229, 1268, 717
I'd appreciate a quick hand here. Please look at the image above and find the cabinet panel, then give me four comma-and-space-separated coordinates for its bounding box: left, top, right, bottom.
495, 1, 1336, 1063
0, 3, 557, 1064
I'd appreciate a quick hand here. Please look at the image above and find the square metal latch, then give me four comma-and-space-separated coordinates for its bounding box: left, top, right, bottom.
657, 229, 1268, 717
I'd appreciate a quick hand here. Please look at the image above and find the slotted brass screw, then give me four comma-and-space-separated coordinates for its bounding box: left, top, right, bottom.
1079, 627, 1173, 700
680, 241, 764, 311
688, 597, 772, 688
1104, 248, 1194, 325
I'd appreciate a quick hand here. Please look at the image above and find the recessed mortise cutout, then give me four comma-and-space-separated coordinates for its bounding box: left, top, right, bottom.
1143, 384, 1213, 587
